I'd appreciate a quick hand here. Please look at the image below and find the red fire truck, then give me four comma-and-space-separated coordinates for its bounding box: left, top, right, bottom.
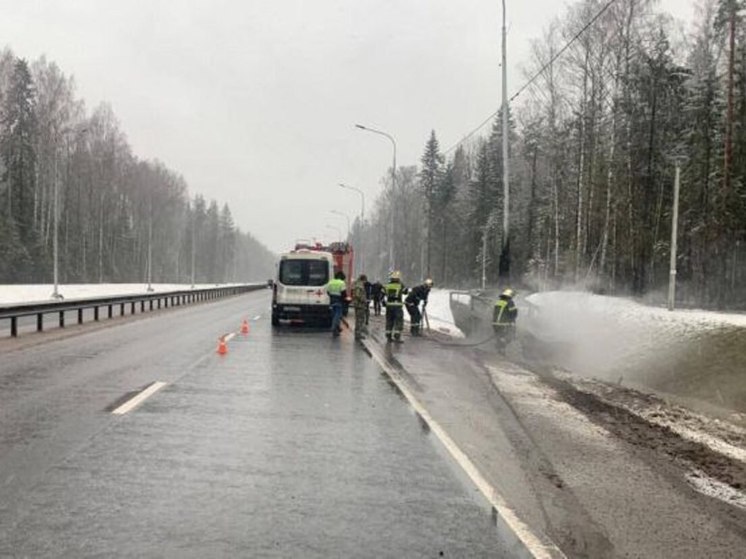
293, 241, 354, 289
326, 241, 354, 288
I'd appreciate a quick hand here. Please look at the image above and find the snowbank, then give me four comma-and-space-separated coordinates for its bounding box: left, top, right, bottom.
525, 291, 746, 330
523, 291, 746, 414
0, 283, 250, 305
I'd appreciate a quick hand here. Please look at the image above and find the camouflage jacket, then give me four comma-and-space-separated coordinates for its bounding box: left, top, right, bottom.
352, 279, 367, 308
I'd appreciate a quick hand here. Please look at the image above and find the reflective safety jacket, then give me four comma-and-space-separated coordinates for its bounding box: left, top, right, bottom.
384, 281, 406, 307
326, 278, 346, 304
493, 295, 517, 326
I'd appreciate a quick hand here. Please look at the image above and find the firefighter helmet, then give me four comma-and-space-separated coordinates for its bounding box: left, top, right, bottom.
501, 288, 515, 298
424, 278, 433, 287
390, 270, 401, 281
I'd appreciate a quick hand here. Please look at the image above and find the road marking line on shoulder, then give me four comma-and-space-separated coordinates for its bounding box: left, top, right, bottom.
362, 339, 564, 559
225, 332, 236, 342
111, 381, 167, 415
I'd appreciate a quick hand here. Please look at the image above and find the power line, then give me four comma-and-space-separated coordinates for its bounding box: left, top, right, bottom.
509, 0, 617, 103
444, 110, 500, 155
444, 0, 619, 155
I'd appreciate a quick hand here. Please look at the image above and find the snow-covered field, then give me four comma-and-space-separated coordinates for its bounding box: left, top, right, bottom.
0, 283, 250, 305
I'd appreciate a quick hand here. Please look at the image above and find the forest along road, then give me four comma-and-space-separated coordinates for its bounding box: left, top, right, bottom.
0, 290, 511, 558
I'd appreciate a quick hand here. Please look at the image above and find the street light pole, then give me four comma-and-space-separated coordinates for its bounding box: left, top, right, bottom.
355, 124, 396, 271
51, 124, 87, 300
668, 161, 681, 311
191, 211, 196, 289
147, 204, 154, 292
326, 224, 342, 241
339, 183, 365, 274
481, 226, 488, 290
338, 183, 365, 226
51, 140, 62, 299
330, 210, 351, 237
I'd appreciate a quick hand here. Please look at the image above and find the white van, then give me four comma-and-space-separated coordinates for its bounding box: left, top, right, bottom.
271, 249, 334, 327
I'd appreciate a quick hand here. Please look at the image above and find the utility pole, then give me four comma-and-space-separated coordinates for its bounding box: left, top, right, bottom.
668, 161, 681, 311
499, 0, 511, 281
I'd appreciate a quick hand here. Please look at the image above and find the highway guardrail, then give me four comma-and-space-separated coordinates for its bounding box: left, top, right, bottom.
0, 284, 265, 338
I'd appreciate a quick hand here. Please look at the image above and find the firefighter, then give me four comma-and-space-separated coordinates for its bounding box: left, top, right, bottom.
405, 278, 433, 336
384, 271, 406, 342
370, 280, 384, 316
352, 274, 369, 340
493, 288, 518, 352
326, 271, 347, 337
364, 277, 372, 325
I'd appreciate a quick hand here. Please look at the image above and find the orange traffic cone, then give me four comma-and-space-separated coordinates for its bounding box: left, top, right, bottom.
240, 319, 250, 335
217, 336, 228, 355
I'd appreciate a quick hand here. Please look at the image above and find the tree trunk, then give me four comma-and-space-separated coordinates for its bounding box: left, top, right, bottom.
575, 47, 590, 283
724, 1, 736, 195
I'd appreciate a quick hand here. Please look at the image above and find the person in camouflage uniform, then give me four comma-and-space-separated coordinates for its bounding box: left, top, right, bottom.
352, 274, 369, 340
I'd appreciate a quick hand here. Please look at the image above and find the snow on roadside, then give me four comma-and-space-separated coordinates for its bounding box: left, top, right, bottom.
686, 470, 746, 510
556, 371, 746, 465
525, 291, 746, 331
0, 283, 250, 305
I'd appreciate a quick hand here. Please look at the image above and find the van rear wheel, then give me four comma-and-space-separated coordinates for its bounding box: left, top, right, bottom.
271, 311, 279, 327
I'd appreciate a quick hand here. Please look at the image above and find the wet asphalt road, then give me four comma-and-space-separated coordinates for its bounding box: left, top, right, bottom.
0, 291, 508, 558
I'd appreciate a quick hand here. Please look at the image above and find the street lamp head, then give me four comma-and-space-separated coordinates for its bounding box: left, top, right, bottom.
355, 124, 366, 130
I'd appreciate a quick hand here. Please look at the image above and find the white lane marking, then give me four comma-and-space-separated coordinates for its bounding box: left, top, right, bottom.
111, 382, 167, 415
363, 340, 563, 559
252, 315, 261, 321
225, 332, 236, 342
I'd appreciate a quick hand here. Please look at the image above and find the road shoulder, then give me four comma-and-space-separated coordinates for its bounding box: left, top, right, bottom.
361, 320, 746, 558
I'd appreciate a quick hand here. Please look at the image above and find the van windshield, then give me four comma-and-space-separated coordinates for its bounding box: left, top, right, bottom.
279, 259, 329, 286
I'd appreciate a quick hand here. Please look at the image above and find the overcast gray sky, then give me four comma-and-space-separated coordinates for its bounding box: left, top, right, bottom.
0, 0, 694, 253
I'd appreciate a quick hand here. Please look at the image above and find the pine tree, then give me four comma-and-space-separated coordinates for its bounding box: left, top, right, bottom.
418, 130, 444, 277
0, 58, 38, 280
